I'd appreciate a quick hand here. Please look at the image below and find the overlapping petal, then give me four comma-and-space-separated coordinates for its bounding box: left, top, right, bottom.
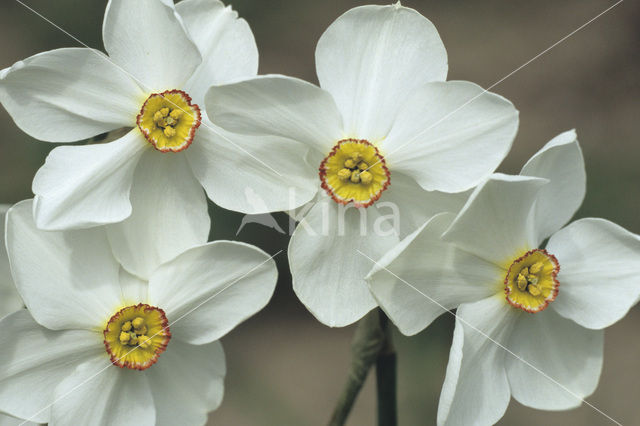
0, 48, 143, 142
547, 218, 640, 329
289, 198, 399, 327
316, 4, 447, 140
148, 341, 225, 426
520, 130, 586, 244
0, 205, 22, 318
378, 172, 470, 238
149, 241, 277, 344
177, 0, 258, 103
442, 174, 548, 265
0, 311, 103, 423
186, 122, 318, 214
206, 75, 343, 154
5, 201, 122, 330
383, 81, 518, 192
506, 308, 603, 410
368, 213, 503, 336
107, 149, 210, 280
103, 0, 201, 91
32, 130, 148, 230
51, 356, 154, 426
438, 296, 516, 426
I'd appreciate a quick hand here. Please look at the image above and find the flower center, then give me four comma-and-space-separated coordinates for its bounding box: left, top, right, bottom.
103, 303, 171, 370
319, 139, 390, 207
136, 90, 201, 152
504, 249, 560, 313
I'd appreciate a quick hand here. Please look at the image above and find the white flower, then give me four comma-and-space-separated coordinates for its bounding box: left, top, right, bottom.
0, 0, 297, 231
0, 200, 278, 425
206, 4, 518, 327
0, 205, 23, 319
367, 130, 640, 425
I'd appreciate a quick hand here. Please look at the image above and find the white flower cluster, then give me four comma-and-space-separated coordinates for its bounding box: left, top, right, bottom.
0, 1, 637, 425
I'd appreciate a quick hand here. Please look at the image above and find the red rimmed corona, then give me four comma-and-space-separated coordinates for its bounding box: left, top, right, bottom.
103, 303, 171, 370
504, 249, 560, 313
319, 139, 390, 208
136, 89, 201, 152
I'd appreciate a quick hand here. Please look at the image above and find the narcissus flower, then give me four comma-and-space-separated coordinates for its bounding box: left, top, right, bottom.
206, 3, 518, 327
0, 0, 300, 231
367, 131, 640, 425
0, 200, 277, 425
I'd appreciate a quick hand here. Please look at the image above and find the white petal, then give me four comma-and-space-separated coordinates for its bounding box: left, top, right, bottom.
148, 340, 225, 425
383, 81, 518, 192
0, 48, 143, 142
378, 172, 470, 238
0, 310, 103, 423
368, 213, 503, 336
51, 357, 154, 426
0, 205, 23, 318
442, 174, 548, 265
186, 122, 318, 214
520, 130, 586, 243
438, 296, 516, 426
119, 267, 149, 306
205, 75, 343, 153
149, 241, 277, 344
177, 0, 258, 104
289, 198, 399, 327
32, 130, 148, 230
103, 0, 201, 91
107, 149, 209, 280
0, 413, 37, 426
506, 308, 603, 410
5, 200, 122, 330
547, 218, 640, 329
316, 4, 447, 140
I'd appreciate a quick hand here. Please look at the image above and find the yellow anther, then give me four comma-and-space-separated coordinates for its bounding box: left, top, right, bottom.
135, 325, 148, 335
529, 262, 543, 275
128, 334, 138, 345
516, 274, 528, 291
344, 159, 356, 169
163, 127, 177, 137
119, 332, 131, 344
360, 171, 373, 184
132, 317, 145, 329
520, 267, 529, 277
121, 321, 132, 332
350, 171, 361, 183
358, 162, 368, 170
137, 335, 151, 349
527, 285, 541, 296
169, 109, 183, 120
153, 111, 164, 123
350, 152, 362, 162
159, 107, 170, 117
337, 168, 352, 181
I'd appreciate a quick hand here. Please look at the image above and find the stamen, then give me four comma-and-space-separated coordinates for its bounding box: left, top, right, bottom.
504, 249, 560, 313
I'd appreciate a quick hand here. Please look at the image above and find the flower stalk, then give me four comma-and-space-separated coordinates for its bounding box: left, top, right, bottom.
328, 308, 397, 426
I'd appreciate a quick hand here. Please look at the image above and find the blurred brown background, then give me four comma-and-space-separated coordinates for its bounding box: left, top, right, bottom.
1, 0, 638, 425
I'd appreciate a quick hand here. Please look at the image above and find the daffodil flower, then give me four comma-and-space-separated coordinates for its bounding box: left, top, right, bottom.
367, 130, 640, 425
0, 0, 299, 231
0, 200, 277, 425
206, 4, 518, 326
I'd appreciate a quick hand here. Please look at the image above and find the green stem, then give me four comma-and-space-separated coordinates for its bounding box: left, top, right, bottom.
328, 309, 397, 426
